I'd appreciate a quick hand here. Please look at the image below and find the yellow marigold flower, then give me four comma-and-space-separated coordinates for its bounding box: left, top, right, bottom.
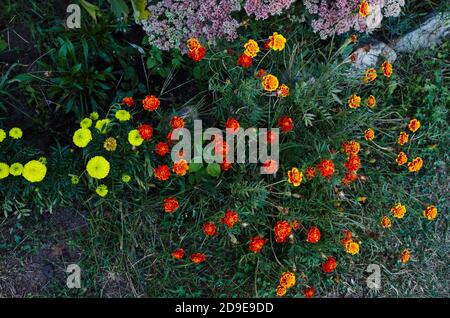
423, 205, 437, 221
408, 118, 420, 133
71, 175, 80, 185
399, 249, 410, 263
22, 160, 47, 183
0, 163, 9, 179
367, 95, 376, 108
86, 156, 110, 180
348, 94, 361, 109
115, 109, 131, 122
187, 38, 201, 51
9, 162, 23, 176
397, 131, 409, 145
9, 127, 23, 139
395, 152, 408, 165
364, 68, 377, 83
277, 84, 289, 97
382, 60, 393, 77
90, 112, 99, 120
279, 272, 296, 289
244, 39, 260, 58
381, 216, 392, 228
80, 118, 93, 128
128, 129, 144, 147
276, 285, 287, 297
359, 1, 370, 17
391, 203, 406, 219
96, 184, 108, 197
345, 240, 360, 255
261, 74, 279, 92
0, 129, 6, 142
268, 32, 286, 51
73, 128, 92, 148
287, 167, 303, 187
104, 137, 117, 152
407, 157, 423, 173
95, 119, 110, 134
364, 128, 375, 141
122, 174, 131, 183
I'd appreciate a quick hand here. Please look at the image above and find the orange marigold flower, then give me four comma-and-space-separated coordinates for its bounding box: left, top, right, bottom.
249, 236, 267, 253
322, 256, 337, 273
408, 118, 420, 133
268, 32, 286, 51
277, 84, 289, 97
262, 74, 279, 92
122, 96, 134, 107
237, 53, 253, 68
163, 197, 179, 213
274, 220, 292, 243
225, 118, 240, 133
256, 69, 267, 78
364, 128, 375, 141
243, 39, 260, 58
382, 60, 393, 77
344, 154, 361, 172
340, 230, 353, 246
221, 161, 232, 171
423, 205, 437, 221
364, 68, 377, 83
397, 131, 409, 145
143, 95, 160, 111
342, 140, 360, 155
170, 116, 185, 129
291, 219, 301, 231
265, 130, 278, 144
287, 167, 303, 187
359, 1, 371, 17
187, 38, 201, 51
305, 166, 316, 180
396, 151, 408, 165
317, 159, 335, 178
221, 210, 239, 228
367, 95, 376, 108
154, 165, 170, 181
407, 157, 423, 173
279, 272, 296, 289
351, 34, 357, 44
348, 94, 361, 109
399, 249, 410, 263
262, 159, 278, 174
306, 226, 321, 243
276, 285, 287, 297
188, 46, 206, 62
341, 171, 358, 185
345, 240, 360, 255
380, 216, 392, 228
155, 142, 170, 156
303, 287, 315, 298
138, 123, 153, 140
190, 253, 206, 264
171, 248, 185, 259
203, 222, 217, 236
277, 115, 294, 133
391, 202, 406, 219
172, 159, 189, 176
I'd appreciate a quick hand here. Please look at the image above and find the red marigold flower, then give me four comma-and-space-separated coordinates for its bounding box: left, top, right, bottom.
203, 222, 217, 236
317, 159, 335, 178
304, 287, 315, 298
262, 160, 278, 174
265, 130, 278, 144
340, 230, 353, 246
163, 197, 179, 213
306, 226, 321, 243
291, 219, 301, 231
122, 96, 134, 107
221, 210, 239, 228
305, 166, 316, 180
237, 53, 252, 68
249, 236, 267, 253
170, 116, 185, 129
344, 154, 361, 172
274, 220, 292, 243
341, 171, 358, 185
172, 159, 189, 176
220, 161, 232, 171
342, 140, 360, 155
322, 256, 337, 273
138, 124, 153, 140
166, 131, 174, 145
225, 118, 240, 133
256, 69, 267, 78
154, 165, 170, 181
171, 248, 185, 259
190, 253, 206, 264
188, 46, 206, 62
277, 115, 293, 133
155, 142, 170, 156
143, 95, 160, 111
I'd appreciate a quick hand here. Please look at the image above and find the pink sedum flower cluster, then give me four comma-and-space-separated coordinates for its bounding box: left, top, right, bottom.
244, 0, 296, 20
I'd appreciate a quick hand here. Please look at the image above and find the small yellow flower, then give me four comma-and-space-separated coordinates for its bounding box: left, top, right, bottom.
86, 156, 110, 180
9, 162, 23, 176
408, 118, 420, 133
348, 95, 361, 109
407, 157, 423, 173
0, 162, 9, 179
391, 203, 406, 219
276, 285, 287, 297
9, 127, 23, 139
345, 241, 360, 255
22, 160, 47, 183
381, 216, 392, 228
96, 184, 108, 197
90, 112, 99, 120
395, 152, 408, 165
359, 1, 371, 17
399, 249, 410, 263
0, 129, 6, 142
115, 109, 131, 122
243, 39, 260, 58
73, 128, 92, 148
261, 74, 279, 92
364, 68, 377, 83
277, 84, 289, 97
287, 167, 303, 187
367, 95, 376, 108
122, 174, 131, 183
128, 129, 144, 147
95, 119, 110, 134
71, 175, 80, 185
80, 118, 93, 128
423, 205, 437, 221
268, 32, 286, 51
364, 128, 375, 141
279, 272, 296, 289
397, 131, 409, 145
104, 137, 117, 152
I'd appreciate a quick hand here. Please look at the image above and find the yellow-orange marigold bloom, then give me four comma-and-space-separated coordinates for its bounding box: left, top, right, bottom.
163, 197, 179, 213
342, 140, 360, 155
143, 95, 160, 111
244, 39, 260, 58
367, 95, 376, 108
171, 248, 185, 259
364, 68, 377, 83
306, 226, 321, 243
274, 220, 292, 243
268, 32, 286, 51
391, 203, 406, 219
305, 166, 316, 180
348, 94, 361, 109
221, 210, 239, 228
277, 84, 289, 97
399, 249, 410, 263
287, 167, 303, 187
364, 128, 375, 141
381, 216, 392, 228
190, 253, 206, 264
408, 118, 421, 133
262, 74, 279, 92
407, 157, 423, 173
397, 131, 409, 145
382, 60, 393, 77
345, 240, 360, 255
396, 152, 408, 165
276, 285, 287, 297
423, 205, 437, 221
172, 159, 189, 176
187, 38, 201, 51
351, 34, 357, 44
279, 272, 296, 289
341, 171, 358, 185
359, 1, 371, 17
